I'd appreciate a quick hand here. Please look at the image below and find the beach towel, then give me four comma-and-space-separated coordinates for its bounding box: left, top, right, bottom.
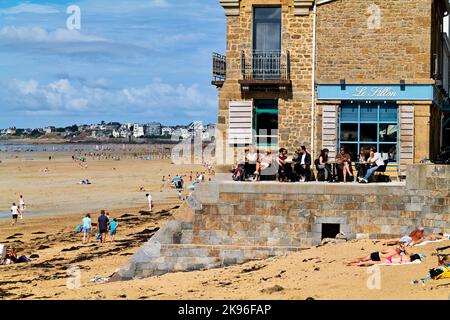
90, 276, 110, 283
414, 234, 450, 247
378, 260, 422, 266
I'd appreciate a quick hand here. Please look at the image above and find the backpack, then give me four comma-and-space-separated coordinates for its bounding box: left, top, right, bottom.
430, 265, 450, 280
232, 166, 243, 181
75, 225, 83, 233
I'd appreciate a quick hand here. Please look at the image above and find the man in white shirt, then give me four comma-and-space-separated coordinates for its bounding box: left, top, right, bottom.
359, 147, 385, 183
11, 203, 20, 226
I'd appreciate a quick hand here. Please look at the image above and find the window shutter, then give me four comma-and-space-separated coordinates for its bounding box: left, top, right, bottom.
228, 101, 253, 145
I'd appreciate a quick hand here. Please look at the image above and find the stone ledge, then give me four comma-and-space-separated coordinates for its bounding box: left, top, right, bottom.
220, 0, 240, 16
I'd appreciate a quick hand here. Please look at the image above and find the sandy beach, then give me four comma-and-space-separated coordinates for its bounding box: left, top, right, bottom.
1, 148, 450, 300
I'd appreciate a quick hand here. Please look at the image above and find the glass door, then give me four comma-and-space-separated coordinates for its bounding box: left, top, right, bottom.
254, 99, 278, 147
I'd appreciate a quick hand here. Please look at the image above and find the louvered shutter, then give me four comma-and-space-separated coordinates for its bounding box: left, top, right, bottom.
228, 101, 253, 145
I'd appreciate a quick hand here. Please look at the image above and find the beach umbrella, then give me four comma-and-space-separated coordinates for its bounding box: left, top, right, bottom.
171, 177, 182, 182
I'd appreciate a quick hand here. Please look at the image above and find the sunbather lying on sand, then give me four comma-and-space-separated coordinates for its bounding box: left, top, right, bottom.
412, 233, 449, 246
383, 228, 425, 246
346, 244, 425, 266
385, 230, 449, 247
346, 246, 406, 266
411, 255, 450, 284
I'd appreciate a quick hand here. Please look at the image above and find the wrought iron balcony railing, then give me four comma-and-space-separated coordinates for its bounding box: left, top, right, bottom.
241, 50, 290, 81
212, 52, 226, 83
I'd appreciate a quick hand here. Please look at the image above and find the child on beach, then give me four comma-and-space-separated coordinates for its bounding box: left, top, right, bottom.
82, 214, 92, 243
11, 203, 20, 226
109, 218, 118, 242
18, 195, 25, 220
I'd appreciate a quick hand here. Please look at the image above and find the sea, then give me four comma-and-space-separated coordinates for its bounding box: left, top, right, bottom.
0, 141, 109, 152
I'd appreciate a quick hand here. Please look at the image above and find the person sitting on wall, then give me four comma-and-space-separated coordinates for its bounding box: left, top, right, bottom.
276, 147, 291, 182
355, 147, 369, 179
315, 148, 332, 182
255, 149, 274, 181
244, 145, 259, 181
336, 146, 354, 182
358, 146, 385, 184
293, 146, 312, 182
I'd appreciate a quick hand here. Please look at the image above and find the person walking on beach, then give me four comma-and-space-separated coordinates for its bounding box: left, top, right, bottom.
97, 210, 109, 243
109, 218, 118, 242
18, 195, 25, 220
146, 193, 153, 212
82, 214, 92, 243
11, 203, 20, 226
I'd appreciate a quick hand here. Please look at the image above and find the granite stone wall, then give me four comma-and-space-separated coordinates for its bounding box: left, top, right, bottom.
114, 165, 450, 280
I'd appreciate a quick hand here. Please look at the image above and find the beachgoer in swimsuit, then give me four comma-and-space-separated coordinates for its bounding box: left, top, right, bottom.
348, 253, 423, 267
346, 246, 405, 266
383, 228, 425, 246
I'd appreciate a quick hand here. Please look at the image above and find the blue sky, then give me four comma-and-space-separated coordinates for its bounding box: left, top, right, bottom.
0, 0, 226, 128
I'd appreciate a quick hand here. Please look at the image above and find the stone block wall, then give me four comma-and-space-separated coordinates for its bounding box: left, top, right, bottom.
316, 0, 433, 82
217, 0, 314, 157
115, 165, 449, 280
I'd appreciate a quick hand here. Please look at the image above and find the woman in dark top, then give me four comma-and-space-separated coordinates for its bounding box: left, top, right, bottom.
317, 148, 332, 181
336, 147, 353, 182
276, 148, 289, 182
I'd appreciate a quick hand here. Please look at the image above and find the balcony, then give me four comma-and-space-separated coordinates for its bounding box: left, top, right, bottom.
211, 50, 292, 91
212, 52, 226, 88
239, 50, 291, 91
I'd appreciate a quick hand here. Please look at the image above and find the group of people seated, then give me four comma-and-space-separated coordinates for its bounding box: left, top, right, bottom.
232, 145, 390, 183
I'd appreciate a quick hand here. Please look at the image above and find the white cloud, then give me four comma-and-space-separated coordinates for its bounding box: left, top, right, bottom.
0, 3, 59, 15
5, 78, 216, 119
0, 26, 106, 43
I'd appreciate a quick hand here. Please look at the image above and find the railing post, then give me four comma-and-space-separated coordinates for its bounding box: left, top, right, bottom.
241, 51, 245, 79
286, 50, 291, 81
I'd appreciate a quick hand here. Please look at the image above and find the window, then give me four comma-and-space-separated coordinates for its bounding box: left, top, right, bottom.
339, 102, 398, 162
253, 7, 281, 80
254, 100, 278, 146
253, 7, 281, 52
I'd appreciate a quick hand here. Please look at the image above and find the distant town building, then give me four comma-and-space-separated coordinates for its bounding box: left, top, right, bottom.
161, 127, 174, 136
145, 122, 162, 137
133, 124, 145, 138
43, 126, 55, 134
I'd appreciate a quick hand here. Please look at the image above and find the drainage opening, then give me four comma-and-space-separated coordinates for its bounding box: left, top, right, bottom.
321, 223, 340, 239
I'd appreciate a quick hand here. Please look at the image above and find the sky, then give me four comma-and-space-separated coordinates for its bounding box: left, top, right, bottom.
0, 0, 226, 128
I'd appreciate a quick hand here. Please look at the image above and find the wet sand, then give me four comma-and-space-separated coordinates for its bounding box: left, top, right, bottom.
1, 150, 450, 300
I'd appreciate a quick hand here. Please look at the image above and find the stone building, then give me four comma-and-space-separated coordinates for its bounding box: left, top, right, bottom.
213, 0, 450, 174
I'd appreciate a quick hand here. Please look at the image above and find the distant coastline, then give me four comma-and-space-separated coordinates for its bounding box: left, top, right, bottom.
0, 136, 181, 145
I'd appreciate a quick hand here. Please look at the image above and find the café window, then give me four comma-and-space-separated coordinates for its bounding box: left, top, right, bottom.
339, 102, 398, 162
254, 99, 278, 146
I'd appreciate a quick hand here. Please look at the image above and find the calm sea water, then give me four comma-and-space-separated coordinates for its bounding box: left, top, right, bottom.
0, 211, 36, 220
0, 141, 105, 152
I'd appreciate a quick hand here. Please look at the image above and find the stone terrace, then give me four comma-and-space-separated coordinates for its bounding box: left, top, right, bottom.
114, 165, 449, 280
